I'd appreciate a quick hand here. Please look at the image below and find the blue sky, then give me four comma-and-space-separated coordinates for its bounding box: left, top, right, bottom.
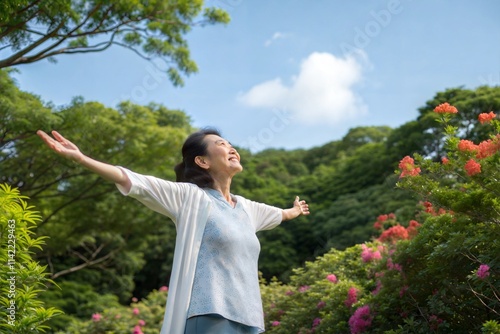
11, 0, 500, 152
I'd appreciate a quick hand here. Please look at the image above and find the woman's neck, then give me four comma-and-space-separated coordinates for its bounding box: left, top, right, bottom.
211, 177, 233, 203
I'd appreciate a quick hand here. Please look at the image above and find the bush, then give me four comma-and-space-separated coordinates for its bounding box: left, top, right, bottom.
60, 286, 169, 334
0, 184, 63, 333
260, 105, 499, 333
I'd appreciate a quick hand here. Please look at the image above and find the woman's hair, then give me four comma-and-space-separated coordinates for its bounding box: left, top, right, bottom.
174, 128, 221, 188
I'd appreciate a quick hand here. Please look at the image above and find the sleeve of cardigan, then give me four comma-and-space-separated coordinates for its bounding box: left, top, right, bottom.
239, 197, 283, 232
115, 167, 191, 223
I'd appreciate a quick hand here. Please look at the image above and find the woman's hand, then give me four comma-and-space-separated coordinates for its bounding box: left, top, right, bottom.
37, 130, 131, 191
282, 196, 310, 221
37, 130, 84, 163
294, 196, 310, 216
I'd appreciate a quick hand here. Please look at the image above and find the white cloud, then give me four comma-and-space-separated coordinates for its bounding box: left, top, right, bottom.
264, 32, 286, 47
238, 52, 368, 125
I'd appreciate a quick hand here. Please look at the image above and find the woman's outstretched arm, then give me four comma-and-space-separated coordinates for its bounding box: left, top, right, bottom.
37, 130, 131, 192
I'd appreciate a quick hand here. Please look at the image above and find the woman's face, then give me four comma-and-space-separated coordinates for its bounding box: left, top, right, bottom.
197, 134, 243, 177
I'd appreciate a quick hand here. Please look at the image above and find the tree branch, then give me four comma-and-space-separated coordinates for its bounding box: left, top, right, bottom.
51, 247, 119, 280
0, 20, 66, 68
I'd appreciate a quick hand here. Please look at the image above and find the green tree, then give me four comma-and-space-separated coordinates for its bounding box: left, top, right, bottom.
0, 70, 193, 328
0, 0, 229, 86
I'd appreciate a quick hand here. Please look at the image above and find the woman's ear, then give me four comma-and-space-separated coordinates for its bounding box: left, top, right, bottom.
195, 156, 210, 170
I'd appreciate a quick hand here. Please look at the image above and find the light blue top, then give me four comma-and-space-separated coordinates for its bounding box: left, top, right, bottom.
187, 188, 264, 332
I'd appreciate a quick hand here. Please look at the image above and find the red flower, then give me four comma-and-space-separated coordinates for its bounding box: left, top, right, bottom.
478, 111, 496, 124
406, 220, 421, 238
398, 156, 421, 178
457, 139, 478, 152
476, 139, 498, 159
464, 159, 481, 176
377, 214, 388, 222
441, 157, 449, 164
378, 224, 409, 243
434, 102, 458, 114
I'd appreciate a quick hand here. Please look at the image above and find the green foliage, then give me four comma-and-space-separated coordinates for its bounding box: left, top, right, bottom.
0, 184, 63, 333
3, 68, 500, 332
60, 287, 170, 334
0, 0, 230, 86
259, 99, 499, 334
1, 69, 189, 330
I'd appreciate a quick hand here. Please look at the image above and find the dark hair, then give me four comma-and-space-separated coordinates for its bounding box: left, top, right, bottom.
174, 128, 221, 188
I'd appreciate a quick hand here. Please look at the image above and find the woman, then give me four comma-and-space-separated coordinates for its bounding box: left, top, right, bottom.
37, 128, 309, 334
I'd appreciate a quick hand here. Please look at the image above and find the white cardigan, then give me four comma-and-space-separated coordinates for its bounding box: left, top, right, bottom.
116, 168, 282, 334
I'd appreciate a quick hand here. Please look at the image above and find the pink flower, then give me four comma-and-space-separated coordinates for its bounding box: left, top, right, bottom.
317, 301, 326, 309
361, 244, 373, 262
464, 159, 481, 176
132, 307, 140, 315
298, 285, 310, 293
372, 280, 382, 295
361, 244, 382, 263
133, 325, 144, 334
344, 287, 358, 308
434, 102, 458, 114
159, 286, 169, 292
477, 264, 490, 279
441, 156, 449, 164
131, 297, 138, 303
91, 313, 102, 322
312, 317, 322, 331
285, 290, 295, 296
138, 319, 146, 326
271, 321, 280, 326
478, 111, 496, 124
349, 305, 373, 334
399, 285, 409, 297
326, 274, 338, 283
387, 258, 402, 272
398, 156, 421, 178
429, 315, 443, 331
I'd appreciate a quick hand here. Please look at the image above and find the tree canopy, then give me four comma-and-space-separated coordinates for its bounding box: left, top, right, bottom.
0, 0, 229, 85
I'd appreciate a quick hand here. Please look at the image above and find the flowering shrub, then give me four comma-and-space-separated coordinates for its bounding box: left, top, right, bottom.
60, 287, 169, 334
260, 103, 499, 333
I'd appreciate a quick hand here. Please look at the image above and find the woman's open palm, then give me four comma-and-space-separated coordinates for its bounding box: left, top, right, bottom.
37, 130, 83, 162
